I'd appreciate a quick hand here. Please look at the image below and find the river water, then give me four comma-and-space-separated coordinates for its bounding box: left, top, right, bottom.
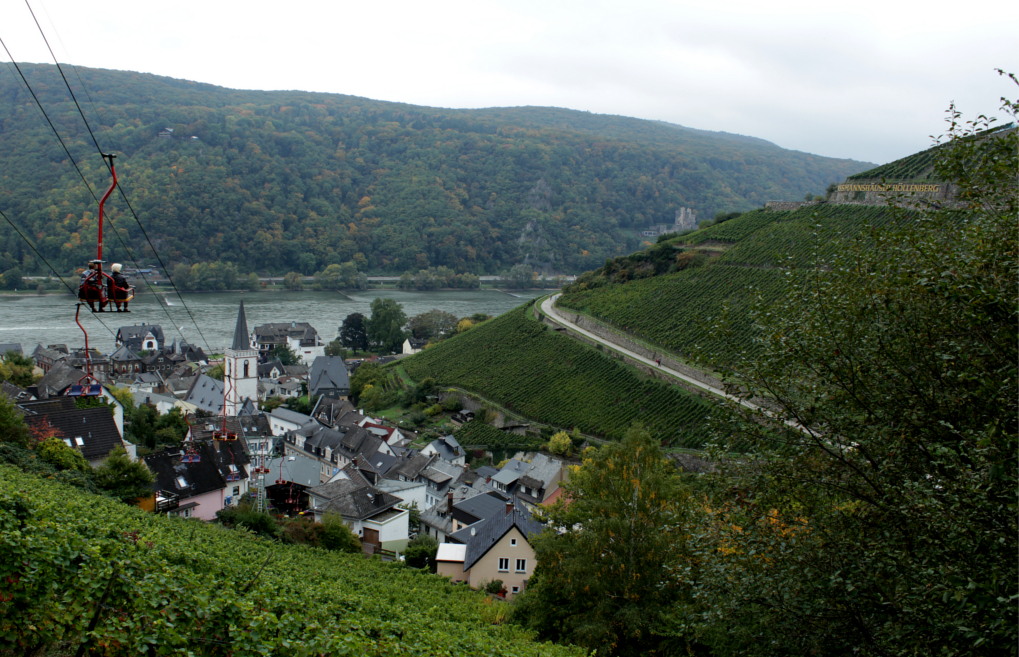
0, 288, 545, 354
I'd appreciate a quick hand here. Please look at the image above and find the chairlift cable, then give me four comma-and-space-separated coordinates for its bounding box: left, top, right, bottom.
21, 6, 209, 351
0, 207, 116, 338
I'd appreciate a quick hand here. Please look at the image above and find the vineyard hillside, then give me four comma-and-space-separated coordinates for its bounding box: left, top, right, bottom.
400, 304, 712, 447
557, 203, 908, 367
0, 465, 584, 656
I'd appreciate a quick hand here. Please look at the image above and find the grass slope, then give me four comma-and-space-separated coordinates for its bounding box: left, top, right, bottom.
558, 204, 905, 366
0, 465, 583, 656
401, 304, 712, 447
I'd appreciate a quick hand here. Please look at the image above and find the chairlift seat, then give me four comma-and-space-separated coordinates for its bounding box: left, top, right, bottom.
111, 285, 135, 302
181, 454, 200, 463
226, 473, 240, 482
67, 385, 84, 397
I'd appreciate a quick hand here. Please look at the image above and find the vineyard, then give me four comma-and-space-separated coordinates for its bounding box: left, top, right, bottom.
402, 305, 712, 447
0, 465, 583, 656
560, 204, 907, 364
846, 122, 1014, 181
454, 419, 544, 450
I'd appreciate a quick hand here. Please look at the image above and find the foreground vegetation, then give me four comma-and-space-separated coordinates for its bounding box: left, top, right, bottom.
0, 464, 582, 656
515, 92, 1018, 656
401, 303, 713, 447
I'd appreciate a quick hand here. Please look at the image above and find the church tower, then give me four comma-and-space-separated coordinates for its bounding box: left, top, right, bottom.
224, 300, 258, 416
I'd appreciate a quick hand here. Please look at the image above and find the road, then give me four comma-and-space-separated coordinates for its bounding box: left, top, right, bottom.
539, 294, 776, 417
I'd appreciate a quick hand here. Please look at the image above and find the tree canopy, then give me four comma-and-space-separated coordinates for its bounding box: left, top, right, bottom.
696, 91, 1017, 656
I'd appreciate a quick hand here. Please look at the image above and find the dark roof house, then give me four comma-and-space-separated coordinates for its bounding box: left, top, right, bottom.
116, 324, 165, 352
308, 356, 350, 399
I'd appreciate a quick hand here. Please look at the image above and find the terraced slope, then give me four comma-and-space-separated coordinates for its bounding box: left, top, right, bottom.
401, 304, 712, 447
0, 465, 583, 657
558, 204, 906, 366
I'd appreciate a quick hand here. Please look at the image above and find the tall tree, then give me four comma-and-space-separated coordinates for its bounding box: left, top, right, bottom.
407, 309, 459, 341
367, 298, 408, 353
519, 424, 696, 656
699, 93, 1017, 657
339, 312, 369, 352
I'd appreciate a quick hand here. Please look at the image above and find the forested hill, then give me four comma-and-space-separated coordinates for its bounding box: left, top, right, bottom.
0, 63, 873, 276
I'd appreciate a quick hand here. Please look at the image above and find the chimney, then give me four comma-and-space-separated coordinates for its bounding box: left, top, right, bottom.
447, 490, 454, 514
505, 501, 513, 515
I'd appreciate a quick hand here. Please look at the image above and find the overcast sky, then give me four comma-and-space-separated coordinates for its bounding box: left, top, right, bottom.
1, 0, 1015, 164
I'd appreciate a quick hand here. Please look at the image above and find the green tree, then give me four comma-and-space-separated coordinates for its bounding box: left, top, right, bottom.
324, 339, 346, 358
350, 362, 386, 401
407, 309, 459, 341
0, 351, 36, 388
36, 436, 91, 472
245, 272, 261, 290
0, 395, 31, 447
270, 343, 299, 366
404, 534, 438, 571
519, 424, 695, 655
93, 447, 156, 504
546, 431, 572, 457
339, 312, 369, 352
1, 267, 23, 290
506, 264, 535, 289
320, 512, 361, 553
206, 363, 225, 380
367, 297, 407, 353
283, 271, 304, 290
699, 94, 1018, 657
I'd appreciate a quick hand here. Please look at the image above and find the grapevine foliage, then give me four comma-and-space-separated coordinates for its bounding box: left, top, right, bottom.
560, 204, 905, 365
0, 465, 584, 656
403, 305, 711, 447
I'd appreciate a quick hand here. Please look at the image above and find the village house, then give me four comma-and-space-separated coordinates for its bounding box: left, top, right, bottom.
307, 356, 350, 399
250, 321, 324, 365
307, 466, 410, 554
437, 502, 543, 598
143, 442, 228, 520
19, 396, 127, 467
116, 324, 165, 352
420, 434, 466, 466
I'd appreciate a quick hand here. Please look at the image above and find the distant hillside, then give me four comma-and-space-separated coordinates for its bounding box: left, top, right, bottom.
0, 464, 583, 656
0, 64, 872, 277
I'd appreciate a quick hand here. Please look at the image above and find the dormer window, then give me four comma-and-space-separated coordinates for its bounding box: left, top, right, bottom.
228, 464, 238, 473
75, 437, 85, 447
176, 476, 188, 488
63, 438, 73, 447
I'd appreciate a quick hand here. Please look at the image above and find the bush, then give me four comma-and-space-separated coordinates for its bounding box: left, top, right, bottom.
404, 534, 438, 571
320, 513, 361, 553
36, 437, 91, 472
423, 404, 443, 417
547, 431, 572, 457
485, 579, 505, 595
216, 503, 280, 539
441, 396, 463, 412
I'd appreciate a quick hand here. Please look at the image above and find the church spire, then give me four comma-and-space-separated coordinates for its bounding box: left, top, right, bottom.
231, 300, 249, 351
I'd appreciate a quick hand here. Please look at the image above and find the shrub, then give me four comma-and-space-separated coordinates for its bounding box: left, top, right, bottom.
404, 534, 438, 571
36, 437, 91, 472
547, 431, 573, 457
321, 513, 361, 553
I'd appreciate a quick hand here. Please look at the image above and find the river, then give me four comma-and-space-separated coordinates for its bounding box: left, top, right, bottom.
0, 288, 545, 354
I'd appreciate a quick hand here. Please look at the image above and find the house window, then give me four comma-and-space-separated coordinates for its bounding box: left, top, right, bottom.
75, 437, 85, 446
232, 486, 240, 496
62, 438, 73, 447
498, 558, 509, 572
516, 559, 527, 573
511, 586, 520, 594
510, 538, 517, 547
176, 476, 187, 488
243, 361, 249, 378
